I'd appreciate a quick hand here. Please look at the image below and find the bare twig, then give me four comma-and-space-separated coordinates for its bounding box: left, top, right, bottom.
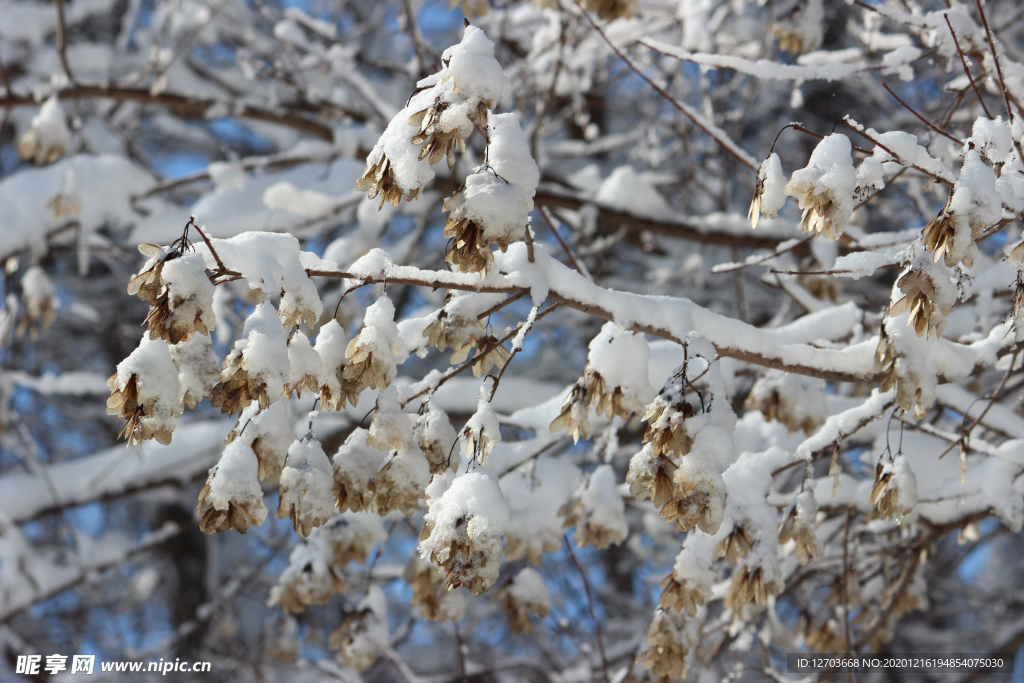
573, 1, 758, 172
564, 535, 611, 683
944, 13, 994, 119
882, 82, 963, 144
53, 0, 74, 82
0, 85, 337, 140
537, 204, 587, 277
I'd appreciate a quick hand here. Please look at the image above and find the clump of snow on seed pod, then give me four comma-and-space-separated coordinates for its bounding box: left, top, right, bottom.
443, 113, 538, 275
659, 534, 717, 618
414, 401, 460, 474
17, 266, 58, 339
343, 296, 401, 398
560, 465, 628, 550
226, 400, 296, 482
283, 330, 324, 398
170, 332, 221, 410
870, 454, 918, 521
277, 437, 335, 537
211, 302, 290, 415
419, 471, 509, 594
356, 26, 504, 208
332, 428, 387, 513
107, 335, 183, 445
923, 149, 1001, 269
502, 455, 581, 565
315, 320, 361, 410
461, 381, 501, 465
494, 567, 550, 635
748, 153, 787, 228
197, 438, 267, 535
18, 97, 71, 165
783, 133, 856, 242
144, 251, 216, 345
745, 370, 829, 435
551, 323, 655, 442
328, 586, 389, 671
406, 558, 466, 622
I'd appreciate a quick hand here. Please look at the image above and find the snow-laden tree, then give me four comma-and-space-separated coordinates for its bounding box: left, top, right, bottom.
3, 0, 1024, 679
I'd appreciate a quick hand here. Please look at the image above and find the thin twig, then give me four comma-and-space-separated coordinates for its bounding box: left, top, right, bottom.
563, 535, 611, 683
574, 0, 758, 171
944, 13, 994, 119
882, 82, 963, 144
53, 0, 74, 82
973, 0, 1014, 123
537, 204, 587, 277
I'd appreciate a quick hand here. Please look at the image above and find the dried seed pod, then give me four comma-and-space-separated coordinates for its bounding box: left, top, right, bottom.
197, 439, 268, 535
639, 609, 698, 681
18, 97, 71, 165
714, 524, 753, 566
210, 303, 289, 416
493, 568, 550, 635
315, 321, 362, 411
888, 268, 952, 339
870, 456, 918, 521
332, 429, 387, 514
277, 438, 335, 538
779, 490, 820, 565
783, 134, 856, 242
407, 559, 466, 622
658, 574, 708, 618
414, 402, 460, 474
725, 564, 782, 608
418, 472, 509, 594
170, 332, 221, 410
328, 587, 389, 671
559, 465, 628, 550
107, 336, 183, 445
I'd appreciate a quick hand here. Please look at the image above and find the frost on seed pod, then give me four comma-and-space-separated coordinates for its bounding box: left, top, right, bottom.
169, 332, 221, 410
870, 455, 918, 521
16, 266, 58, 339
783, 133, 856, 242
277, 438, 335, 538
315, 320, 361, 411
197, 438, 268, 535
560, 465, 628, 550
414, 401, 460, 474
406, 558, 466, 623
418, 471, 509, 594
493, 568, 550, 635
283, 330, 324, 399
779, 490, 820, 565
328, 586, 389, 672
745, 370, 829, 435
107, 335, 183, 445
225, 400, 296, 482
343, 296, 401, 399
639, 609, 699, 681
210, 302, 289, 416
